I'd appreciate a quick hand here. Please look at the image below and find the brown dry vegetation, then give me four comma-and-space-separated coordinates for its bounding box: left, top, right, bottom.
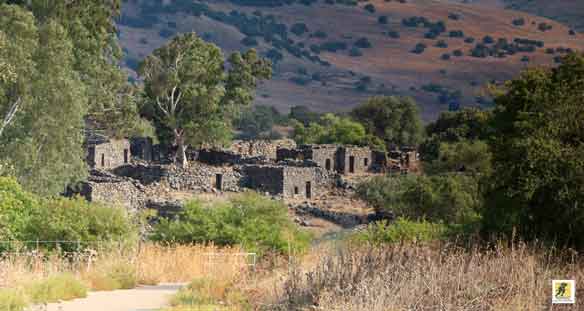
0, 243, 249, 308
120, 0, 584, 120
259, 242, 583, 310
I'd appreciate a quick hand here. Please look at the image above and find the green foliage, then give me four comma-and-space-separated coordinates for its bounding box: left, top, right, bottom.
420, 108, 492, 161
357, 175, 482, 225
424, 140, 492, 176
0, 3, 149, 195
353, 218, 450, 245
235, 105, 285, 139
288, 105, 320, 126
352, 96, 424, 148
483, 53, 584, 248
292, 113, 370, 146
139, 33, 271, 166
0, 177, 137, 251
151, 193, 311, 255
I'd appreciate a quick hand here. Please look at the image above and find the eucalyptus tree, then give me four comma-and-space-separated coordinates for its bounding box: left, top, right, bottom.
139, 33, 271, 167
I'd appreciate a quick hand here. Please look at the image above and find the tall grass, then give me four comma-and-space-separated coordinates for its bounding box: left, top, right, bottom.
269, 242, 584, 310
0, 243, 250, 310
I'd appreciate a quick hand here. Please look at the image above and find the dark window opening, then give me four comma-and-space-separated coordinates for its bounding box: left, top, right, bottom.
124, 149, 129, 164
294, 186, 299, 195
364, 158, 368, 166
349, 156, 355, 173
101, 154, 105, 167
306, 182, 312, 199
325, 159, 332, 170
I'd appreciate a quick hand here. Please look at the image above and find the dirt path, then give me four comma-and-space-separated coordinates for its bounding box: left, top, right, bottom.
30, 284, 184, 311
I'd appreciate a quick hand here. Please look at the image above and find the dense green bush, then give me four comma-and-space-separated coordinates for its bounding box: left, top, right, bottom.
0, 177, 137, 251
424, 140, 492, 176
357, 175, 482, 225
150, 193, 311, 255
353, 218, 451, 244
292, 113, 372, 147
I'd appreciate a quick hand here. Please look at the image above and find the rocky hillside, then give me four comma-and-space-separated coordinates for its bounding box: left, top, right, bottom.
118, 0, 584, 120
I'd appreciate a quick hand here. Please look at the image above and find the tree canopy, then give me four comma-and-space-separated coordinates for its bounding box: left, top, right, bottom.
483, 53, 584, 247
351, 96, 424, 148
139, 32, 271, 167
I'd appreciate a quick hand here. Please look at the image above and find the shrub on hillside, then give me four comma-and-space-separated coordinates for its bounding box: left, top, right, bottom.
364, 3, 375, 13
150, 193, 311, 255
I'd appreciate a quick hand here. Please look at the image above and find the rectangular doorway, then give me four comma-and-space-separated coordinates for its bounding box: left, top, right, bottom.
215, 174, 223, 191
305, 182, 312, 199
124, 149, 129, 164
349, 156, 355, 173
101, 154, 105, 168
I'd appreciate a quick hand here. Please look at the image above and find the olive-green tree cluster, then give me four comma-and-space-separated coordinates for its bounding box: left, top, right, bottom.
0, 2, 149, 195
357, 174, 482, 226
139, 33, 272, 167
351, 96, 424, 149
483, 53, 584, 248
292, 113, 385, 149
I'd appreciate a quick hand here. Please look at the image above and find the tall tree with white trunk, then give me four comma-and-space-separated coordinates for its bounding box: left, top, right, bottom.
139, 32, 271, 168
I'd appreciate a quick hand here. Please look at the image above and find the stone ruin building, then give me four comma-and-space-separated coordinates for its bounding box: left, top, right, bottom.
277, 144, 374, 174
85, 137, 131, 170
72, 136, 417, 211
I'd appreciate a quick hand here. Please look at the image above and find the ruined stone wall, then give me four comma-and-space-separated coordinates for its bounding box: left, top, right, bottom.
68, 171, 147, 212
241, 165, 284, 195
87, 139, 131, 170
303, 145, 338, 172
130, 137, 153, 162
282, 166, 335, 199
165, 163, 243, 192
338, 147, 373, 174
229, 139, 296, 160
276, 148, 301, 162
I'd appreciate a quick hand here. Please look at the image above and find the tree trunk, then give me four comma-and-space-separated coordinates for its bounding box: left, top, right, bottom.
0, 98, 21, 139
174, 129, 188, 168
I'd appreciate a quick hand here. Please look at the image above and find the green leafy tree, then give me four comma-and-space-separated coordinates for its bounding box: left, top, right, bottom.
5, 0, 145, 137
483, 53, 584, 248
235, 105, 283, 139
292, 113, 369, 146
424, 140, 492, 176
351, 96, 424, 148
420, 108, 492, 161
357, 174, 481, 225
139, 33, 271, 167
0, 4, 37, 139
3, 21, 88, 196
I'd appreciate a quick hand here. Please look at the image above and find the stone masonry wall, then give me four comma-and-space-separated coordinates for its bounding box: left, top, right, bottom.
282, 166, 334, 199
228, 139, 296, 160
87, 139, 131, 169
241, 165, 284, 195
302, 145, 338, 172
165, 163, 243, 192
338, 146, 373, 174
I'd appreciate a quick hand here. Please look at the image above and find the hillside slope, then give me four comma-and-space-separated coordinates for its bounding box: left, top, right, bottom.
118, 0, 584, 120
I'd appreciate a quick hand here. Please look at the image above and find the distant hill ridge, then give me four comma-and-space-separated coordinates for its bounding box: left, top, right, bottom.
118, 0, 584, 120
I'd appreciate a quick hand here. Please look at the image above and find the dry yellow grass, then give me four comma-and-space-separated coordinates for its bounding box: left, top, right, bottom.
265, 242, 584, 310
0, 243, 249, 292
